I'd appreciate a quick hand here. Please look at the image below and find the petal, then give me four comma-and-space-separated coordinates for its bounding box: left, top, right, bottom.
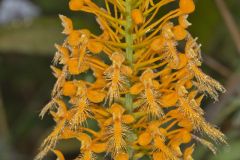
178, 15, 192, 28
92, 79, 107, 89
185, 80, 193, 89
150, 36, 166, 52
122, 115, 135, 124
59, 15, 73, 35
153, 80, 160, 89
87, 90, 106, 103
177, 53, 188, 69
130, 82, 144, 95
171, 144, 183, 157
138, 132, 152, 146
109, 103, 125, 116
104, 118, 113, 126
166, 110, 180, 118
121, 65, 133, 76
91, 143, 107, 153
180, 130, 192, 143
62, 81, 77, 96
87, 40, 103, 54
173, 25, 188, 40
140, 68, 155, 82
55, 44, 70, 63
55, 99, 68, 113
110, 52, 125, 64
71, 48, 80, 58
68, 31, 81, 46
153, 137, 177, 160
50, 66, 62, 78
115, 152, 129, 160
67, 58, 81, 75
178, 119, 193, 131
160, 92, 178, 107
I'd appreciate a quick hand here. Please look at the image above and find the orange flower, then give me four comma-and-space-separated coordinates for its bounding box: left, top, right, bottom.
36, 0, 226, 159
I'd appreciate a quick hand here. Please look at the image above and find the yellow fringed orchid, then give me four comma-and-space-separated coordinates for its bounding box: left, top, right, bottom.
36, 0, 226, 159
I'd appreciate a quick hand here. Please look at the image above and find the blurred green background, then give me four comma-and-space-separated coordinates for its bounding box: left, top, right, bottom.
0, 0, 240, 160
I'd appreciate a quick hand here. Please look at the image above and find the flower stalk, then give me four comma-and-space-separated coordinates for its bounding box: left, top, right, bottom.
125, 0, 134, 113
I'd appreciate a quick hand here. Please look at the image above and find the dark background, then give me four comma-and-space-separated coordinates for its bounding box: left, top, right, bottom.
0, 0, 240, 159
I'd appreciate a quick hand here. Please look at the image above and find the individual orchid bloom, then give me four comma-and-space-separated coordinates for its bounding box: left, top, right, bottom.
37, 0, 226, 159
131, 69, 163, 118
74, 133, 107, 160
36, 99, 71, 160
153, 136, 178, 160
104, 103, 135, 156
53, 130, 107, 160
176, 86, 226, 144
137, 121, 167, 146
104, 53, 132, 104
184, 36, 226, 101
65, 80, 105, 129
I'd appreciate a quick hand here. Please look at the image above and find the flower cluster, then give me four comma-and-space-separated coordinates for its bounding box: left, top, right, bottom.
36, 0, 226, 160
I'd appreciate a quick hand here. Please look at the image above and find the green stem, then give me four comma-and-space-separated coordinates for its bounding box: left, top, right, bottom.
125, 0, 134, 112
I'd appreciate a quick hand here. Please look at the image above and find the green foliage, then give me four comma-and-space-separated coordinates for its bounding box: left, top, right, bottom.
32, 0, 69, 14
